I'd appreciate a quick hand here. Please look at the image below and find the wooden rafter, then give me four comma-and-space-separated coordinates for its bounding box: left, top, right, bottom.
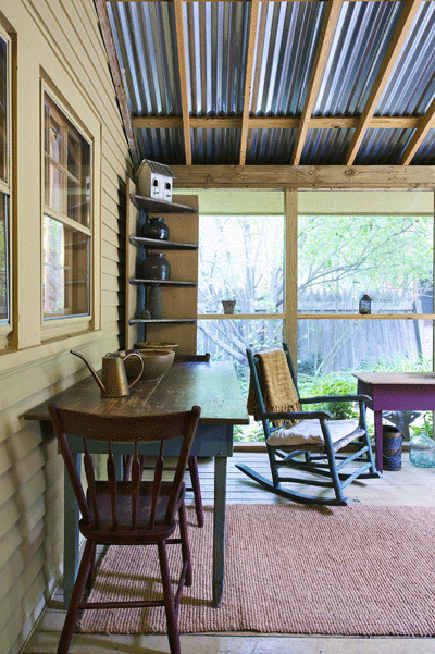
132, 115, 421, 130
174, 0, 192, 165
94, 0, 138, 163
170, 164, 435, 189
401, 100, 435, 165
292, 0, 343, 165
346, 0, 422, 165
239, 0, 260, 166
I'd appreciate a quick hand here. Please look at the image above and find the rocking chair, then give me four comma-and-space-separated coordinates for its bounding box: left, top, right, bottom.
236, 344, 380, 506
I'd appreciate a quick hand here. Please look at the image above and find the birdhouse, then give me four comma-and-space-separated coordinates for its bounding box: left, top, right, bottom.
137, 159, 174, 201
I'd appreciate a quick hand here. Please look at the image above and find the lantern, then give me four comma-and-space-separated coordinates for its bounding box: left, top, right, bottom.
359, 294, 372, 314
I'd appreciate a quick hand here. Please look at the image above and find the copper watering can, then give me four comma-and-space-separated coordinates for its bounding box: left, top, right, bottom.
71, 350, 144, 398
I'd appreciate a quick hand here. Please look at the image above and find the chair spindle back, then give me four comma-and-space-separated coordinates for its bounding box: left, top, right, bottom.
49, 406, 201, 532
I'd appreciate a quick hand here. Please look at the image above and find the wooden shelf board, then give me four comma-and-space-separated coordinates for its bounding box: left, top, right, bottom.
129, 278, 196, 287
129, 235, 198, 250
129, 318, 197, 325
131, 194, 196, 214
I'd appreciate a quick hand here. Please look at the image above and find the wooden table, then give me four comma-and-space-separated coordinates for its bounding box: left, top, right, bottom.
24, 361, 249, 608
354, 371, 435, 473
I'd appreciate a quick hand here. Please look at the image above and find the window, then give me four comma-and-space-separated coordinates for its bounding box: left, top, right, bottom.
198, 214, 285, 442
0, 31, 11, 325
42, 93, 91, 319
297, 212, 434, 437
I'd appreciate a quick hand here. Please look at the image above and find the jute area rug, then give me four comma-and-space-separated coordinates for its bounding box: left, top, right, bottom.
80, 505, 435, 637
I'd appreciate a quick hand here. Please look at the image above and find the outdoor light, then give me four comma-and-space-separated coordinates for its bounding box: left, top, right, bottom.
359, 294, 372, 314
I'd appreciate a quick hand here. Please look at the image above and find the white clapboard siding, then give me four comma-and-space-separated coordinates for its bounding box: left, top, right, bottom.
0, 0, 130, 652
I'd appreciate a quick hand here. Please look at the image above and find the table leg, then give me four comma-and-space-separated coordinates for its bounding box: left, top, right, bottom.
63, 452, 80, 608
212, 455, 227, 607
374, 410, 384, 473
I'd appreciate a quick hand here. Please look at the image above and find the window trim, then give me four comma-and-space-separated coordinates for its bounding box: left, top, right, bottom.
0, 23, 13, 348
40, 81, 94, 336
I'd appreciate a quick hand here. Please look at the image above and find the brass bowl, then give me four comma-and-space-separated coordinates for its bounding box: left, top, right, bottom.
136, 341, 179, 350
123, 348, 175, 382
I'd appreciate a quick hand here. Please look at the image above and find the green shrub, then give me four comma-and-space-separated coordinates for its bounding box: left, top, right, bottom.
298, 373, 358, 419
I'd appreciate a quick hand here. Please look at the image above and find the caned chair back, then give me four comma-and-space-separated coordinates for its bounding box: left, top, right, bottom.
49, 406, 201, 533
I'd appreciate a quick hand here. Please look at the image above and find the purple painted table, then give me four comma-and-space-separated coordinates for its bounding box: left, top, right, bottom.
354, 372, 435, 472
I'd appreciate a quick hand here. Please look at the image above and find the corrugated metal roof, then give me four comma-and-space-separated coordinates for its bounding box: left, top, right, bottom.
250, 1, 324, 115
247, 128, 297, 163
301, 128, 354, 164
412, 128, 435, 164
184, 1, 250, 114
355, 128, 415, 164
106, 0, 434, 166
191, 128, 240, 163
108, 1, 181, 115
376, 2, 435, 115
135, 127, 185, 164
314, 1, 403, 115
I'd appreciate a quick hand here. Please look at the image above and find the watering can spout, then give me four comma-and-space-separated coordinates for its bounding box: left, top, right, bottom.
70, 349, 106, 393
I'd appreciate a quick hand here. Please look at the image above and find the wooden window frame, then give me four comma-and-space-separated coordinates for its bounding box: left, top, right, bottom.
40, 82, 95, 339
0, 24, 12, 349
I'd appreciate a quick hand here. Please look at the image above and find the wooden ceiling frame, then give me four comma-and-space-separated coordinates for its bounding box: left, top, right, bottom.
401, 100, 435, 165
345, 0, 422, 165
174, 0, 192, 165
170, 164, 435, 189
292, 0, 343, 165
95, 0, 139, 164
239, 0, 260, 166
132, 115, 422, 130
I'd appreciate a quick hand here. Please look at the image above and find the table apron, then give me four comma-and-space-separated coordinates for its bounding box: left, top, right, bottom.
358, 382, 435, 411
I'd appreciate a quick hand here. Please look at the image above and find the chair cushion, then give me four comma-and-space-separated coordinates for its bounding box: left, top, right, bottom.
267, 419, 364, 451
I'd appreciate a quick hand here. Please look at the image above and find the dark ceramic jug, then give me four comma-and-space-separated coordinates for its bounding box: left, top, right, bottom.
141, 217, 170, 240
141, 252, 171, 280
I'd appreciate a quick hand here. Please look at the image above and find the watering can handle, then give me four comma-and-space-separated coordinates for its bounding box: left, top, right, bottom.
124, 352, 144, 389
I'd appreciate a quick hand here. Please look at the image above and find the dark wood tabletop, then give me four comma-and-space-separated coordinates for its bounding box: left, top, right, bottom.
23, 360, 249, 425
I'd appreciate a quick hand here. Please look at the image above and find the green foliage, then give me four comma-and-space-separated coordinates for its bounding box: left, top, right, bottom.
410, 411, 433, 439
298, 373, 358, 419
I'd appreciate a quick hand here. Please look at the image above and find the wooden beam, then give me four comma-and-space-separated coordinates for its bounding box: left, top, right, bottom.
292, 0, 343, 164
171, 164, 435, 189
132, 114, 421, 130
239, 0, 260, 166
284, 190, 298, 362
174, 0, 192, 165
346, 0, 422, 165
94, 0, 138, 163
401, 100, 435, 165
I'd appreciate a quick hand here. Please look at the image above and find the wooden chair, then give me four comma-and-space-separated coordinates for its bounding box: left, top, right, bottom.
236, 344, 379, 506
49, 405, 201, 654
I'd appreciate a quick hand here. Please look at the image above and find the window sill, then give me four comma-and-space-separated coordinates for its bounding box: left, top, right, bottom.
198, 313, 285, 320
41, 315, 92, 342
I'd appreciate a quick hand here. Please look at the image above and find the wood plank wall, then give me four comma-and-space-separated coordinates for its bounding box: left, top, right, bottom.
0, 2, 130, 653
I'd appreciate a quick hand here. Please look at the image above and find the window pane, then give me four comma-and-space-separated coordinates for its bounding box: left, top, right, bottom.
44, 95, 91, 225
0, 193, 9, 321
43, 216, 90, 317
198, 318, 284, 443
198, 215, 284, 313
298, 319, 432, 383
298, 215, 434, 314
67, 129, 91, 225
0, 35, 8, 183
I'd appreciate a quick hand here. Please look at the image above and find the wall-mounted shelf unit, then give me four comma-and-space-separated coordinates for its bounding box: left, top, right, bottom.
129, 279, 196, 287
125, 183, 199, 352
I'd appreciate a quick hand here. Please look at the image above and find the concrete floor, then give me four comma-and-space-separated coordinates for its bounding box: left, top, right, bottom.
24, 454, 435, 654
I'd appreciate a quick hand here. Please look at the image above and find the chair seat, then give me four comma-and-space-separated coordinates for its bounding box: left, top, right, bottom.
79, 480, 184, 542
267, 419, 364, 451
